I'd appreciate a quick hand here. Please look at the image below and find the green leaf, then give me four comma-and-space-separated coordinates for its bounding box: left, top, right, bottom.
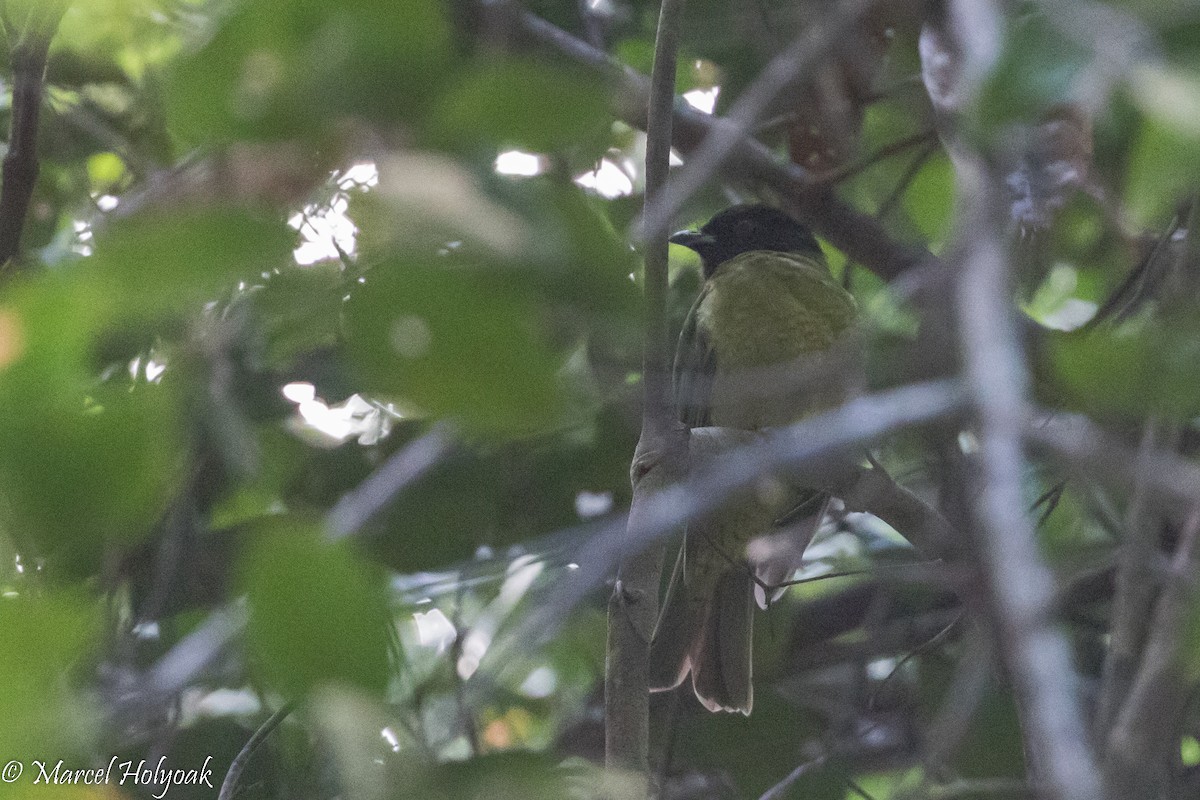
242, 517, 390, 699
87, 207, 294, 313
1049, 318, 1200, 418
974, 14, 1091, 134
250, 263, 345, 367
901, 153, 954, 245
0, 385, 182, 577
0, 592, 98, 762
428, 59, 611, 155
167, 0, 452, 142
1125, 116, 1200, 226
344, 259, 566, 435
0, 278, 184, 578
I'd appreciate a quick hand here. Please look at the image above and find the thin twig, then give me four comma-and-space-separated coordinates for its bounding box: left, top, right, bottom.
876, 140, 940, 221
450, 577, 481, 757
758, 753, 828, 800
218, 703, 294, 800
925, 778, 1039, 799
820, 129, 938, 185
846, 778, 879, 800
1027, 411, 1200, 520
922, 624, 994, 775
867, 610, 962, 710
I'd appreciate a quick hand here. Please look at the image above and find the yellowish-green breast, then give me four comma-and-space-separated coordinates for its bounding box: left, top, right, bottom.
698, 250, 856, 428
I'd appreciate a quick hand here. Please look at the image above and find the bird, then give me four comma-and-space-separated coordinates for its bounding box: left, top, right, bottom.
648, 203, 858, 714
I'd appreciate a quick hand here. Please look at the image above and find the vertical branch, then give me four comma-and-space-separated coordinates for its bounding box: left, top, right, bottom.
1093, 419, 1170, 736
1103, 510, 1200, 799
953, 163, 1102, 800
0, 3, 65, 273
604, 0, 686, 793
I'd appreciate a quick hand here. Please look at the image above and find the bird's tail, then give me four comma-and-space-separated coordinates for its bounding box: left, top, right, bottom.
649, 545, 754, 715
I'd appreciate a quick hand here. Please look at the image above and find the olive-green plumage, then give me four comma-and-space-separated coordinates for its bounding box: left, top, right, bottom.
650, 204, 857, 714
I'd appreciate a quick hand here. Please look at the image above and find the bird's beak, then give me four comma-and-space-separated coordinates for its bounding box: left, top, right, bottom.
668, 230, 715, 251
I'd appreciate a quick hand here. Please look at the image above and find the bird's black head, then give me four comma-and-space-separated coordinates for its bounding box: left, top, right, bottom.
670, 204, 823, 278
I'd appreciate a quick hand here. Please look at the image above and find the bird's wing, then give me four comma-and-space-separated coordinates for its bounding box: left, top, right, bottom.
673, 284, 717, 428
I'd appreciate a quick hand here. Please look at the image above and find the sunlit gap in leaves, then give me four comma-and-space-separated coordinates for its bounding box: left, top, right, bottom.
72, 220, 94, 256
413, 607, 457, 655
127, 353, 167, 383
280, 380, 397, 445
573, 123, 689, 199
381, 727, 403, 753
456, 555, 544, 680
683, 85, 720, 114
289, 161, 379, 266
519, 666, 558, 699
574, 489, 613, 518
575, 158, 635, 199
494, 149, 546, 177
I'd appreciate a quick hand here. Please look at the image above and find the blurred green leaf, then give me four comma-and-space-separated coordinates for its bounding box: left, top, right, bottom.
0, 592, 97, 762
167, 0, 452, 142
429, 59, 612, 156
242, 517, 390, 699
344, 259, 566, 435
497, 180, 641, 315
250, 263, 345, 367
975, 14, 1091, 135
0, 275, 183, 577
88, 207, 294, 312
0, 384, 182, 576
1126, 115, 1200, 226
901, 152, 954, 245
1049, 318, 1200, 418
54, 0, 182, 80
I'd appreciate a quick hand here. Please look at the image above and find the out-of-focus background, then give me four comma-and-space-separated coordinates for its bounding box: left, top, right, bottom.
2, 0, 1200, 798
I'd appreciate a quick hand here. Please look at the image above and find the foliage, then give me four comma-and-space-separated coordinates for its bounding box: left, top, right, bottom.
1, 0, 1200, 799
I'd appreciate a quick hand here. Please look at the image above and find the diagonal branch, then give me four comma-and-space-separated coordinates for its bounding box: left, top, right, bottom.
506, 379, 966, 650
502, 2, 932, 282
636, 0, 882, 245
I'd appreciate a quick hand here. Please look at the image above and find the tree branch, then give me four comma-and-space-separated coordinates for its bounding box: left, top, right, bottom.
1093, 419, 1172, 736
502, 2, 932, 282
604, 0, 685, 789
1027, 412, 1200, 519
0, 3, 65, 273
953, 162, 1101, 800
513, 379, 966, 648
636, 0, 882, 245
1102, 509, 1200, 799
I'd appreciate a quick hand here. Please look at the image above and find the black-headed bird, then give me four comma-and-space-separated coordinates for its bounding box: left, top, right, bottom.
649, 204, 858, 714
